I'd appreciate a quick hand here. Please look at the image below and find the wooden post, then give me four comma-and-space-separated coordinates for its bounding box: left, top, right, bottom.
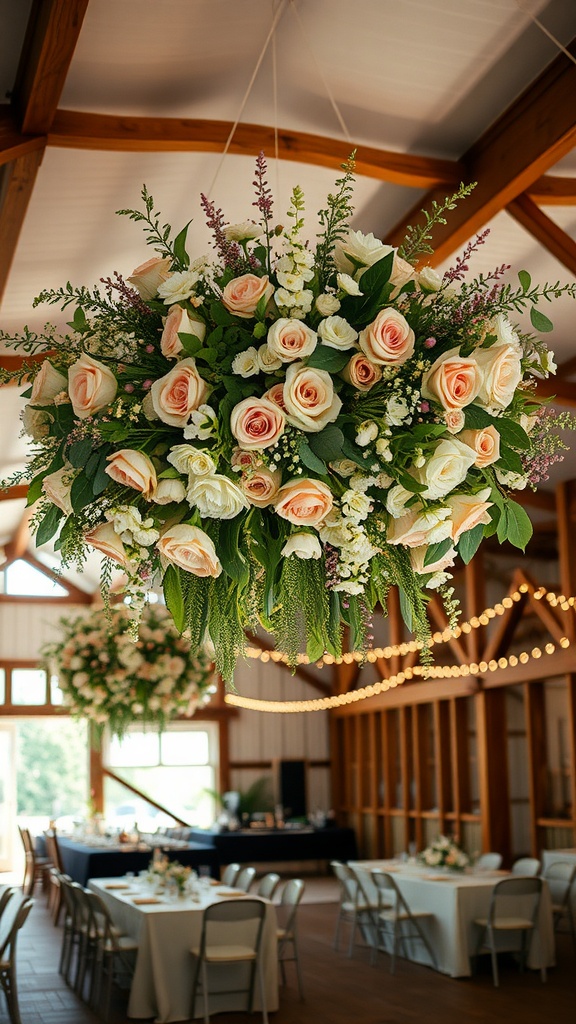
475, 688, 511, 862
89, 726, 104, 814
556, 482, 576, 844
524, 682, 547, 856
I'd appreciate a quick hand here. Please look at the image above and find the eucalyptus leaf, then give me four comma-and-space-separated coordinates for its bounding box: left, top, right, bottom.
518, 270, 531, 293
530, 306, 554, 333
299, 442, 327, 475
306, 346, 349, 373
35, 505, 64, 547
308, 425, 345, 461
163, 565, 185, 633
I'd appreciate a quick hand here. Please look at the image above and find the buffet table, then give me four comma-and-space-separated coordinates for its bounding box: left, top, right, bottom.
54, 836, 220, 886
89, 877, 278, 1022
350, 860, 555, 978
188, 825, 357, 864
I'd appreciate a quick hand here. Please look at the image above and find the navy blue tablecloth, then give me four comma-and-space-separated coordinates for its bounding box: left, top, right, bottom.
52, 836, 220, 886
187, 826, 358, 864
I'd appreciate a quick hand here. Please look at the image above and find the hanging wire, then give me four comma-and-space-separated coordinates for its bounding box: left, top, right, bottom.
288, 0, 353, 144
515, 0, 576, 67
271, 0, 281, 208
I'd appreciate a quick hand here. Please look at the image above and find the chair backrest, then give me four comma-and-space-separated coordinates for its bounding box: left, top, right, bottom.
221, 863, 241, 887
257, 872, 281, 900
58, 874, 77, 922
349, 864, 378, 908
17, 826, 32, 855
0, 886, 17, 921
543, 861, 576, 909
44, 828, 64, 872
512, 857, 541, 876
475, 852, 503, 871
371, 870, 408, 917
0, 896, 34, 965
331, 861, 361, 905
487, 876, 542, 928
199, 898, 266, 958
236, 866, 256, 892
278, 879, 304, 935
84, 890, 123, 951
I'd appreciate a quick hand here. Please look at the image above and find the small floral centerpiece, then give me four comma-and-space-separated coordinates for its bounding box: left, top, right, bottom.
419, 834, 470, 871
149, 854, 192, 895
43, 604, 213, 737
3, 153, 574, 679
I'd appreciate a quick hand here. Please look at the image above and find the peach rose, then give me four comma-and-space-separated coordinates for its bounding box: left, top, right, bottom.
105, 449, 157, 498
150, 358, 209, 427
31, 361, 67, 403
446, 489, 493, 542
68, 353, 118, 419
160, 305, 206, 360
264, 382, 288, 412
475, 343, 522, 411
341, 352, 383, 392
458, 426, 500, 468
410, 544, 457, 576
283, 362, 342, 432
230, 397, 285, 450
266, 318, 317, 363
421, 348, 482, 411
84, 522, 130, 568
127, 256, 172, 300
157, 524, 222, 578
274, 478, 333, 526
221, 274, 274, 318
241, 468, 282, 507
387, 506, 452, 548
359, 308, 415, 365
444, 409, 465, 434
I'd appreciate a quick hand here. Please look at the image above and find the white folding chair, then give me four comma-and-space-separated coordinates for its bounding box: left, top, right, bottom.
220, 863, 241, 887
474, 876, 546, 987
543, 861, 576, 946
236, 866, 256, 892
371, 870, 437, 974
331, 861, 372, 956
475, 853, 503, 872
276, 879, 305, 1000
190, 898, 268, 1024
511, 857, 540, 876
257, 873, 281, 900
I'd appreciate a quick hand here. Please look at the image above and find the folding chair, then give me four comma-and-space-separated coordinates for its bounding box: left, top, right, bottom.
543, 861, 576, 947
256, 873, 281, 900
475, 853, 503, 872
0, 896, 34, 1024
474, 876, 546, 987
220, 863, 241, 887
511, 857, 540, 877
85, 890, 138, 1020
276, 879, 305, 1000
370, 870, 437, 974
236, 866, 256, 892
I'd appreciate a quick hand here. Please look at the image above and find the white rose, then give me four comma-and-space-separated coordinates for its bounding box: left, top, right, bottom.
384, 395, 410, 426
315, 293, 341, 316
337, 273, 362, 296
224, 220, 263, 242
187, 474, 249, 519
418, 266, 443, 293
31, 361, 68, 403
42, 466, 74, 515
355, 420, 378, 446
167, 444, 216, 477
415, 438, 477, 500
232, 347, 260, 377
157, 269, 201, 305
21, 405, 53, 439
386, 484, 412, 518
317, 316, 358, 350
334, 229, 391, 275
387, 505, 452, 547
276, 271, 307, 292
281, 533, 322, 559
152, 478, 187, 504
257, 344, 283, 372
475, 344, 522, 411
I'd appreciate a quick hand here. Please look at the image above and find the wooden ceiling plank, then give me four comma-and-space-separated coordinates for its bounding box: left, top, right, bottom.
0, 148, 44, 304
0, 107, 45, 167
507, 194, 576, 277
385, 41, 576, 262
12, 0, 91, 134
0, 353, 53, 376
527, 175, 576, 206
47, 111, 462, 189
514, 488, 555, 514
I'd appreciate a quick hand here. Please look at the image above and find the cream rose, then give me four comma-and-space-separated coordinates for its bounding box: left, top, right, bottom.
151, 478, 187, 504
415, 438, 477, 500
275, 478, 333, 526
68, 353, 118, 419
84, 522, 130, 567
410, 544, 457, 576
475, 344, 522, 411
446, 489, 493, 542
42, 466, 74, 515
230, 397, 285, 450
167, 444, 216, 476
31, 361, 67, 403
263, 382, 288, 412
281, 533, 322, 559
105, 449, 157, 498
458, 426, 500, 468
157, 524, 222, 578
283, 362, 342, 432
150, 358, 209, 427
266, 318, 318, 362
334, 230, 391, 275
421, 348, 482, 410
187, 474, 248, 519
160, 305, 206, 360
21, 405, 53, 439
257, 344, 283, 372
385, 484, 413, 518
387, 506, 452, 547
359, 308, 415, 366
127, 256, 171, 300
241, 468, 282, 507
341, 353, 382, 392
221, 274, 274, 318
317, 316, 358, 350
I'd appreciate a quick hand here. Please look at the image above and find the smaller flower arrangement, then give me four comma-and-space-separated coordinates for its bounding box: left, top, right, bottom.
418, 834, 469, 871
149, 854, 192, 894
43, 603, 213, 737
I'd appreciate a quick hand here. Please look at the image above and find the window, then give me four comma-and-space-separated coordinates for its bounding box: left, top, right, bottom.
104, 723, 219, 830
3, 560, 68, 597
11, 668, 48, 705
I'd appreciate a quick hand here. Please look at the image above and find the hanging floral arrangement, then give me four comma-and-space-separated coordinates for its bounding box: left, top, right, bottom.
2, 154, 574, 681
43, 604, 214, 737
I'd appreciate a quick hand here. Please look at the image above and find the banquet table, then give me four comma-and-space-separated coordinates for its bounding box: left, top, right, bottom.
52, 836, 220, 886
89, 877, 278, 1022
188, 825, 358, 864
350, 860, 555, 978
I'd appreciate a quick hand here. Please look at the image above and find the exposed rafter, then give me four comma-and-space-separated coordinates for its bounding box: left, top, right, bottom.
0, 149, 45, 303
507, 194, 576, 277
527, 174, 576, 206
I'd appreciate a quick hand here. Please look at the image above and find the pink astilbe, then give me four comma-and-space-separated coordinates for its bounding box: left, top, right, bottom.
199, 194, 245, 272
100, 272, 154, 315
252, 151, 274, 224
444, 229, 491, 283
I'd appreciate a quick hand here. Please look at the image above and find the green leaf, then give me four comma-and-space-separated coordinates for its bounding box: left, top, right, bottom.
340, 436, 369, 469
255, 291, 269, 321
398, 585, 414, 632
210, 302, 236, 327
530, 307, 554, 333
308, 425, 345, 461
464, 405, 493, 430
518, 270, 531, 294
423, 538, 452, 567
92, 454, 111, 496
26, 473, 47, 507
178, 332, 204, 357
457, 523, 485, 564
195, 347, 218, 366
504, 499, 533, 550
163, 565, 185, 633
219, 516, 250, 588
173, 220, 192, 269
299, 442, 327, 475
306, 346, 349, 373
35, 505, 64, 547
497, 418, 531, 450
397, 472, 427, 494
70, 472, 96, 513
496, 445, 524, 474
68, 438, 94, 468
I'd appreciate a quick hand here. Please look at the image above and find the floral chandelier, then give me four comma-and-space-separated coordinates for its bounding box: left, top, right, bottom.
2, 154, 574, 681
43, 604, 213, 738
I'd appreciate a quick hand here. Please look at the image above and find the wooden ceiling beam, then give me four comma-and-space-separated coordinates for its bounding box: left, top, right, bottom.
515, 488, 555, 514
3, 506, 32, 563
558, 354, 576, 379
12, 0, 90, 134
527, 175, 576, 206
0, 353, 53, 376
0, 148, 44, 304
0, 485, 29, 503
47, 110, 462, 189
507, 194, 576, 277
385, 40, 576, 263
533, 376, 576, 407
0, 107, 45, 167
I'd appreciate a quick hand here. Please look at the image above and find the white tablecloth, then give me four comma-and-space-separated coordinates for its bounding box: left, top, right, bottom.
89, 878, 278, 1022
350, 860, 555, 978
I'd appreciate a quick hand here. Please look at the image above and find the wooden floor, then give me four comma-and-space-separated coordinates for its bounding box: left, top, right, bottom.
10, 892, 576, 1024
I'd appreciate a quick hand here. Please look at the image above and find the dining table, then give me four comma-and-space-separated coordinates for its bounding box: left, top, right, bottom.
350, 859, 555, 978
44, 835, 220, 886
89, 876, 279, 1022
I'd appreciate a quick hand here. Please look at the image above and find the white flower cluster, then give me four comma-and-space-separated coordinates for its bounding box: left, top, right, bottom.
419, 834, 469, 871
